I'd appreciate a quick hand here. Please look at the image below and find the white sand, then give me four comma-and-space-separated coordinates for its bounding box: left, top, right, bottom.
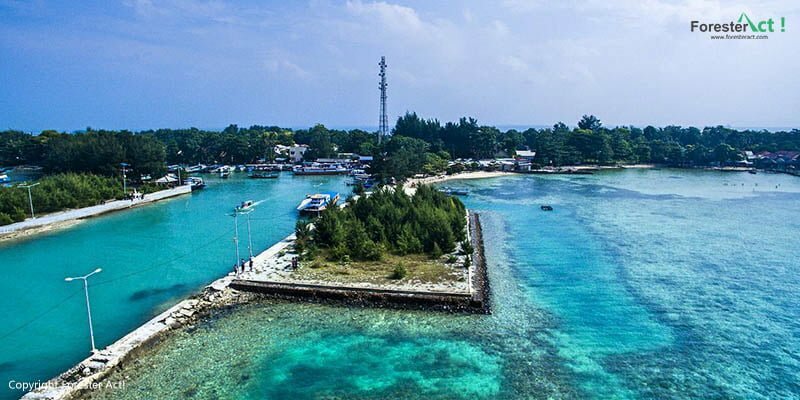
403, 171, 515, 195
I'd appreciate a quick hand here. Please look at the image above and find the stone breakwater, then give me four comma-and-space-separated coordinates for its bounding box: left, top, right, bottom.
21, 277, 255, 400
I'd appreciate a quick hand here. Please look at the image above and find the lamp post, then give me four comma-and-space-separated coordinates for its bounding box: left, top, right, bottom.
65, 268, 102, 353
244, 210, 254, 259
18, 182, 39, 219
228, 210, 242, 273
120, 163, 130, 194
229, 204, 256, 273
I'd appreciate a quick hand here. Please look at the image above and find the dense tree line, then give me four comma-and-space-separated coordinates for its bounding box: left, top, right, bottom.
0, 125, 376, 169
3, 115, 798, 182
392, 112, 800, 167
295, 185, 467, 262
0, 173, 127, 225
0, 129, 166, 178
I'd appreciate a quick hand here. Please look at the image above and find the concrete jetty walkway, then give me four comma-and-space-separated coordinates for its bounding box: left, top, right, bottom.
0, 185, 192, 239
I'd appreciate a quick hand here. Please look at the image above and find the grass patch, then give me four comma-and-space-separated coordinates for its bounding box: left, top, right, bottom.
292, 252, 461, 285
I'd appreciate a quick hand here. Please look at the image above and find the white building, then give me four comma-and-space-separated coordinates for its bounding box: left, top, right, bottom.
275, 144, 309, 163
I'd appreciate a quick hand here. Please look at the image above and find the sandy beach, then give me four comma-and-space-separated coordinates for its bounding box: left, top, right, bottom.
0, 219, 83, 243
404, 170, 515, 195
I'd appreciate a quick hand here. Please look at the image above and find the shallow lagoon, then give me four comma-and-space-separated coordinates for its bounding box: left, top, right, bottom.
7, 169, 800, 399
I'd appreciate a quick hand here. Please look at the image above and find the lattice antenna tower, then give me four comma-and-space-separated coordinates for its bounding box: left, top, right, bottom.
378, 56, 388, 143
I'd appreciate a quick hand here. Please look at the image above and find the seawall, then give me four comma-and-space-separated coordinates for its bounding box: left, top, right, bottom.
231, 212, 491, 314
0, 185, 192, 239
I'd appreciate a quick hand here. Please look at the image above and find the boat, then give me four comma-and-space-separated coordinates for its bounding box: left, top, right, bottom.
184, 176, 206, 190
220, 171, 230, 179
249, 172, 278, 179
439, 187, 469, 196
540, 205, 553, 211
296, 192, 339, 214
185, 164, 206, 173
235, 200, 255, 212
0, 174, 9, 184
748, 169, 757, 174
292, 165, 348, 175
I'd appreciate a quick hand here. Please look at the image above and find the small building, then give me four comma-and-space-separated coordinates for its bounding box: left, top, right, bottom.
287, 145, 308, 163
515, 150, 537, 161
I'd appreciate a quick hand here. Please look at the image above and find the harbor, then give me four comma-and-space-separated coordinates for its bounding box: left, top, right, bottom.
0, 174, 350, 399
21, 204, 489, 399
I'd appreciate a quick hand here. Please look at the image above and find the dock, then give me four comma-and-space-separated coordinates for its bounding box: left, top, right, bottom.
0, 185, 192, 239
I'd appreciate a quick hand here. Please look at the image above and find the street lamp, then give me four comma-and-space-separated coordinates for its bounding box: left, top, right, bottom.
244, 210, 254, 259
120, 163, 130, 194
65, 268, 102, 353
18, 182, 39, 219
228, 205, 255, 274
230, 211, 241, 271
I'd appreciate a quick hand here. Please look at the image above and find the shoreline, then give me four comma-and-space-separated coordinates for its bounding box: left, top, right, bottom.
0, 185, 192, 243
404, 171, 515, 195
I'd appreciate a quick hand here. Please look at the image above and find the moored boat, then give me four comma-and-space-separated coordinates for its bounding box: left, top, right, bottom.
184, 176, 206, 190
292, 164, 348, 175
296, 192, 339, 214
249, 172, 279, 179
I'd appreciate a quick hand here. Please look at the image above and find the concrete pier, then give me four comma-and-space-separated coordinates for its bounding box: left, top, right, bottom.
1, 184, 192, 239
21, 275, 250, 400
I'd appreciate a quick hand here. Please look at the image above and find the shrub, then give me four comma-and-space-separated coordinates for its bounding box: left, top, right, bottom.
390, 265, 407, 280
459, 240, 474, 256
430, 242, 443, 259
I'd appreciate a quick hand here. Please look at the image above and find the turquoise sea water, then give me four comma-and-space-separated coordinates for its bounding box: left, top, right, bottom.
4, 169, 800, 399
0, 173, 349, 400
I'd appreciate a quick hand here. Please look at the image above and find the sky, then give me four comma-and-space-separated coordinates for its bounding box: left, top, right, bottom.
1, 0, 798, 132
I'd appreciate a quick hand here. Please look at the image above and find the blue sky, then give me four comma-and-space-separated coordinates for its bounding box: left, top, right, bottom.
1, 0, 798, 131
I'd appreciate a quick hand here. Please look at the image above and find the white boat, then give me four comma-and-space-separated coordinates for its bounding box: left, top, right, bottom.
0, 174, 9, 183
186, 164, 206, 173
292, 164, 348, 175
235, 200, 255, 212
184, 177, 206, 190
296, 192, 339, 214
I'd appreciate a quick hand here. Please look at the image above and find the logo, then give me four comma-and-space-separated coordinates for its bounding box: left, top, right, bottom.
690, 12, 786, 40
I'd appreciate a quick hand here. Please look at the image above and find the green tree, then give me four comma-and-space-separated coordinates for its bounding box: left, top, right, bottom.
578, 115, 602, 131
